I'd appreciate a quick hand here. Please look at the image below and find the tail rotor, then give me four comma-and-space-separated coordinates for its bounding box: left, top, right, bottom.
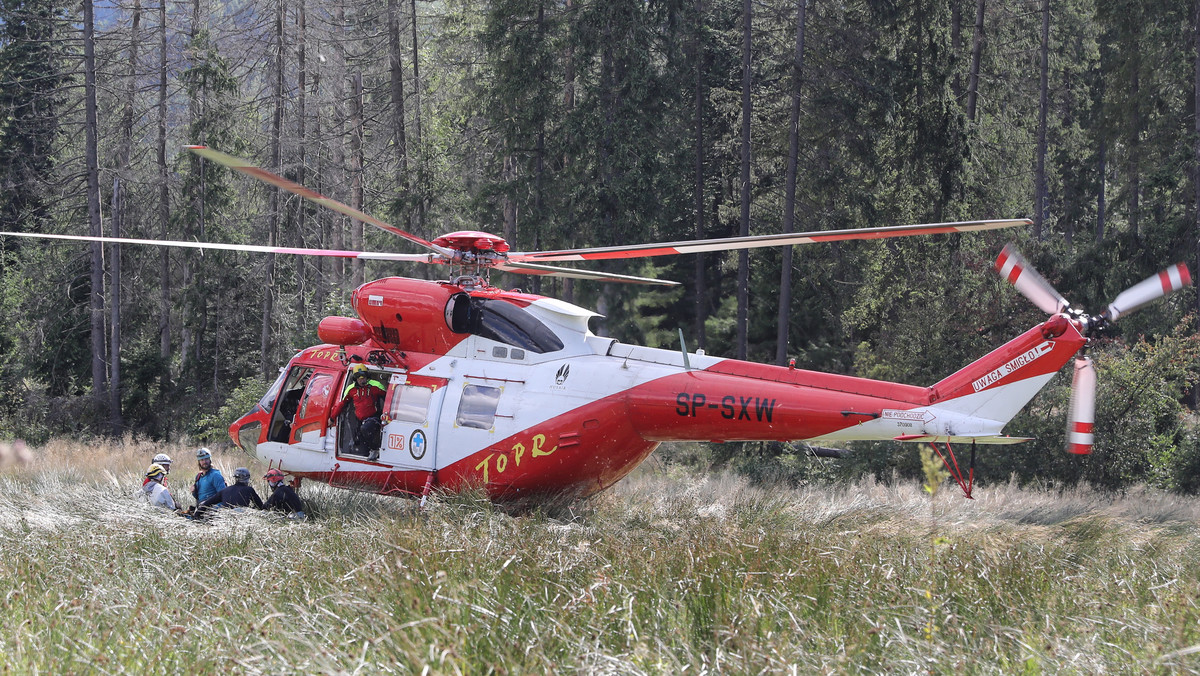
1066, 357, 1096, 455
996, 245, 1192, 454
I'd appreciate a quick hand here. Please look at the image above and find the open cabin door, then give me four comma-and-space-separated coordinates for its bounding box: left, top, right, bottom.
290, 370, 336, 451
376, 373, 448, 471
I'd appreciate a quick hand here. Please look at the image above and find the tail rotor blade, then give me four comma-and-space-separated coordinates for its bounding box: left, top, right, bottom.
1066, 357, 1097, 455
1105, 263, 1192, 322
995, 244, 1070, 315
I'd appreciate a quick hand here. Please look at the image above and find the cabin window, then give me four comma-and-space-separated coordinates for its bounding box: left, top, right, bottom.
455, 384, 502, 430
389, 384, 433, 423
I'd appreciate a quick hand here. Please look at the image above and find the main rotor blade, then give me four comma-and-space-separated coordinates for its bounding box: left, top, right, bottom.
186, 145, 450, 256
509, 219, 1031, 263
994, 244, 1070, 315
0, 231, 436, 262
495, 261, 680, 286
1066, 356, 1097, 455
1105, 263, 1192, 321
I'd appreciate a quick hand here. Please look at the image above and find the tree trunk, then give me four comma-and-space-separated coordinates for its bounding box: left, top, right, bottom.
351, 71, 365, 288
111, 0, 140, 432
332, 2, 347, 284
561, 0, 575, 305
262, 0, 285, 376
776, 0, 808, 366
966, 0, 985, 122
532, 0, 545, 294
951, 0, 961, 100
157, 0, 171, 381
389, 0, 409, 213
1033, 0, 1049, 240
736, 0, 752, 360
83, 0, 108, 421
502, 154, 517, 244
181, 0, 201, 369
410, 0, 425, 235
1129, 69, 1141, 241
295, 0, 308, 322
110, 178, 123, 430
1194, 0, 1199, 393
1097, 138, 1106, 241
692, 0, 707, 350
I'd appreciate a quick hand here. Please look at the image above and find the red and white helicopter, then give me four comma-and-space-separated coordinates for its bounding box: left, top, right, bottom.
5, 146, 1191, 502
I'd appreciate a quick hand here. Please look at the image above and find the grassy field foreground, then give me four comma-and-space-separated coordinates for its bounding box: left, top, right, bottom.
1, 439, 1199, 673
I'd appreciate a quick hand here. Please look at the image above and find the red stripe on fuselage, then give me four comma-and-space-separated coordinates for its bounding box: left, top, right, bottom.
624, 370, 914, 443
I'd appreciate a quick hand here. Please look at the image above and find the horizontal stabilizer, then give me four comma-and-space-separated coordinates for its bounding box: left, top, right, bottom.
893, 434, 1033, 445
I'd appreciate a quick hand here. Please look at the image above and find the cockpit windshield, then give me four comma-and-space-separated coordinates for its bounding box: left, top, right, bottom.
449, 297, 564, 353
258, 368, 289, 412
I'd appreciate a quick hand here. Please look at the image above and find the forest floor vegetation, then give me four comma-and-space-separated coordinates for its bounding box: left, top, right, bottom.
0, 439, 1199, 673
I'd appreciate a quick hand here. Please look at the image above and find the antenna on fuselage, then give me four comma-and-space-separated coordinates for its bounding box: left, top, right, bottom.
678, 329, 692, 371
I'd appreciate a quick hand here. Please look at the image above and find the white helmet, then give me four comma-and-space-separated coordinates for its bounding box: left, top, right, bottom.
152, 453, 172, 469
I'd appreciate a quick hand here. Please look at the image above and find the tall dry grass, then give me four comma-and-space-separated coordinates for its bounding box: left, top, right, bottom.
0, 440, 1198, 673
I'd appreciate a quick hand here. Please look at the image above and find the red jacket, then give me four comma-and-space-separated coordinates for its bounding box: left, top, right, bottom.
332, 380, 385, 421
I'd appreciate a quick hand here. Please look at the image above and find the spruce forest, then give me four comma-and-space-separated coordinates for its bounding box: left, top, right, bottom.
0, 0, 1197, 492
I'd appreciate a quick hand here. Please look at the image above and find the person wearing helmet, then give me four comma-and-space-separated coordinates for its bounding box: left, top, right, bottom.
153, 453, 172, 473
261, 468, 305, 518
190, 447, 226, 509
143, 452, 173, 488
141, 464, 178, 511
330, 364, 386, 461
197, 466, 263, 517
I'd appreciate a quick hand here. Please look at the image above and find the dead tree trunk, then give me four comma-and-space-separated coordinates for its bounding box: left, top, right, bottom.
736, 0, 752, 360
776, 0, 809, 366
83, 0, 108, 422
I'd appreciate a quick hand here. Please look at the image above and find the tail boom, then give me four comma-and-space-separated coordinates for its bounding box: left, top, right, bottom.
624, 318, 1084, 445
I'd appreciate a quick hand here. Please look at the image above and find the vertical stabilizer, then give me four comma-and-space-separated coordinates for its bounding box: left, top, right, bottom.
929, 320, 1086, 424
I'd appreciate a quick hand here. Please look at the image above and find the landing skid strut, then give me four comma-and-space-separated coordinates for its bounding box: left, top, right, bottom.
929, 440, 976, 499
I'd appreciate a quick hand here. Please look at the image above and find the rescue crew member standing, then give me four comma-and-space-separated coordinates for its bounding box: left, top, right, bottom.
330, 364, 386, 460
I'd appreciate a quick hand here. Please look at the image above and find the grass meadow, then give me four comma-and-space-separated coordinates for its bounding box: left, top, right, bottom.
1, 439, 1199, 674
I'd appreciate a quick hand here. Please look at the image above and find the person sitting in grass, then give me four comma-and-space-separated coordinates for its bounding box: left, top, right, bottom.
196, 467, 263, 519
141, 464, 178, 511
190, 447, 226, 510
262, 468, 306, 519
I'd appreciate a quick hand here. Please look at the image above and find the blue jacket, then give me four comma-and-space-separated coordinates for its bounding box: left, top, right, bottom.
192, 468, 226, 504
